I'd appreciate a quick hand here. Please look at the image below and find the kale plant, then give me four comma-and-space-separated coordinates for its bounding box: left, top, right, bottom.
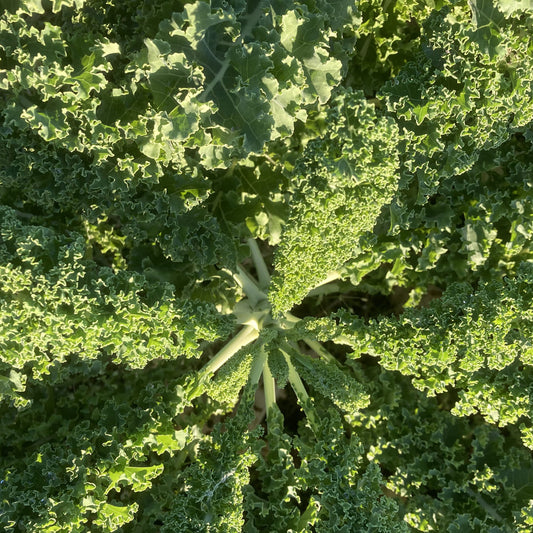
0, 0, 532, 531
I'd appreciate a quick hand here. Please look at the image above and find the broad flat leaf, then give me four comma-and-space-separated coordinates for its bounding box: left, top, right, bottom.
468, 0, 507, 56
496, 0, 533, 15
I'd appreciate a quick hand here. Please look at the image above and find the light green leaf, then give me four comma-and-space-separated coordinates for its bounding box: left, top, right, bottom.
94, 502, 139, 529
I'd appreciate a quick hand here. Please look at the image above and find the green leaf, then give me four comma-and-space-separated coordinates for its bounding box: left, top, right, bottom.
496, 0, 533, 15
270, 88, 399, 315
94, 502, 139, 529
468, 0, 507, 56
105, 464, 164, 494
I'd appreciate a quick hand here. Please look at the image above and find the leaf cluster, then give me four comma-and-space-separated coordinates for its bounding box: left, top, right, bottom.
1, 0, 532, 531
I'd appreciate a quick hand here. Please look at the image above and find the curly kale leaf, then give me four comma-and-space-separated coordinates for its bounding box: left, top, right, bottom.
308, 262, 533, 445
131, 0, 359, 160
270, 88, 399, 315
0, 206, 232, 406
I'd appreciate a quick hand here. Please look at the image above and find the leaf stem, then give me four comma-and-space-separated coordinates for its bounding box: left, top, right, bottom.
464, 487, 507, 527
202, 325, 259, 376
249, 346, 267, 387
281, 347, 317, 430
199, 2, 264, 102
235, 265, 267, 306
247, 238, 271, 289
278, 311, 301, 329
303, 338, 338, 364
312, 271, 343, 291
262, 358, 277, 418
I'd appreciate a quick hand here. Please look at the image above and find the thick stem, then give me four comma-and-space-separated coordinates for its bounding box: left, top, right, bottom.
281, 348, 317, 430
202, 325, 259, 376
306, 282, 342, 298
247, 238, 271, 289
262, 358, 277, 418
246, 347, 268, 431
249, 346, 267, 387
235, 265, 267, 306
303, 338, 337, 365
278, 311, 301, 330
312, 270, 343, 291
